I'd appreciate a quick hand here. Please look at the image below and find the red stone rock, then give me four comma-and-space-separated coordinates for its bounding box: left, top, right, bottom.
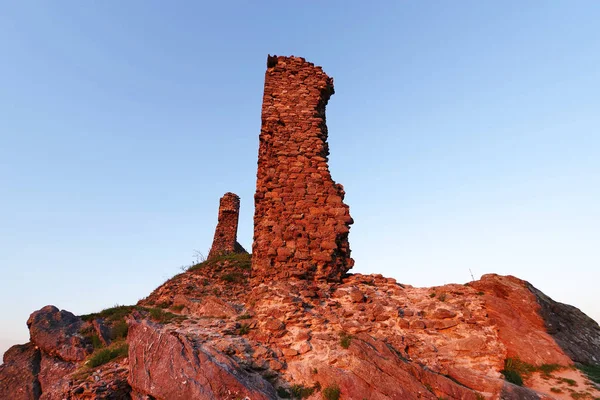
127, 320, 276, 400
207, 192, 247, 259
252, 55, 353, 284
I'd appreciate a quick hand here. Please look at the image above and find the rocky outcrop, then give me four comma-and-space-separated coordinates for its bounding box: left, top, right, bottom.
470, 275, 573, 366
207, 192, 247, 259
127, 319, 277, 400
252, 55, 353, 283
0, 343, 41, 400
528, 282, 600, 365
2, 56, 600, 400
27, 305, 91, 362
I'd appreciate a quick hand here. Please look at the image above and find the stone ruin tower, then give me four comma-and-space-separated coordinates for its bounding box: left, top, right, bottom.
252, 55, 354, 283
207, 192, 247, 259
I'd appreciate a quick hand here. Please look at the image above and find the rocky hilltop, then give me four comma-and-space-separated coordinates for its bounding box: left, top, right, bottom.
2, 56, 599, 400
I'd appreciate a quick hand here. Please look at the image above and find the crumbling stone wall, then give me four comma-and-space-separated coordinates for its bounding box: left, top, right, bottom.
208, 192, 246, 259
252, 55, 353, 283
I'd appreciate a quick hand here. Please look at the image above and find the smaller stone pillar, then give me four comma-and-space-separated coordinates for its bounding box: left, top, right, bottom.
207, 193, 247, 259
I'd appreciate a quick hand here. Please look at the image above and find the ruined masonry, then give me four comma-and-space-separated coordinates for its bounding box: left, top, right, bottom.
207, 192, 247, 259
252, 55, 354, 282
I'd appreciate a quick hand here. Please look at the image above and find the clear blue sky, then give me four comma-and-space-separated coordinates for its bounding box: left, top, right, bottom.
1, 2, 599, 358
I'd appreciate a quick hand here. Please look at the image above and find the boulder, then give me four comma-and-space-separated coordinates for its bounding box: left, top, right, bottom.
0, 343, 41, 400
127, 319, 277, 400
27, 305, 91, 362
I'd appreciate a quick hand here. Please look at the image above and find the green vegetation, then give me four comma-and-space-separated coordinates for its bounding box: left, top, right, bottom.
550, 387, 562, 393
476, 291, 485, 296
87, 343, 129, 368
538, 363, 562, 376
149, 308, 181, 324
170, 304, 185, 312
188, 252, 252, 272
437, 293, 447, 302
80, 305, 140, 322
429, 292, 436, 298
290, 384, 315, 398
238, 323, 251, 335
577, 363, 600, 384
111, 320, 129, 340
559, 377, 577, 387
322, 384, 341, 400
501, 368, 523, 386
90, 334, 103, 349
237, 313, 252, 320
340, 332, 352, 349
500, 358, 535, 386
221, 271, 245, 283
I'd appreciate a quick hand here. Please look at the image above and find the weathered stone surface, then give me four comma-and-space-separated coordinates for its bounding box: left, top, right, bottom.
252, 55, 353, 283
207, 192, 247, 259
38, 353, 76, 396
127, 319, 276, 400
528, 282, 600, 365
0, 343, 41, 400
27, 305, 91, 362
470, 275, 573, 366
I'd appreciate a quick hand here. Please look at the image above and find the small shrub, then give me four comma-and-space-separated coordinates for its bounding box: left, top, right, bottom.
438, 293, 447, 302
312, 367, 318, 374
560, 377, 577, 387
80, 305, 139, 322
550, 387, 562, 393
476, 291, 485, 296
149, 308, 180, 324
429, 292, 436, 298
237, 313, 252, 320
170, 304, 185, 312
88, 343, 129, 368
501, 369, 523, 386
577, 363, 600, 384
90, 334, 103, 349
222, 271, 245, 283
322, 384, 341, 400
277, 387, 291, 398
111, 320, 129, 340
156, 301, 170, 309
340, 332, 352, 349
538, 363, 561, 375
290, 384, 314, 398
238, 323, 251, 335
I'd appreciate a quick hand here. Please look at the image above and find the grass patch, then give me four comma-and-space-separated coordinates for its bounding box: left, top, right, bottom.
170, 304, 185, 312
577, 363, 600, 384
149, 308, 181, 324
538, 363, 562, 376
80, 305, 140, 322
87, 342, 128, 368
501, 358, 536, 386
560, 377, 577, 387
238, 323, 251, 335
188, 252, 251, 272
221, 271, 245, 283
322, 384, 341, 400
290, 384, 315, 398
111, 320, 129, 340
340, 332, 352, 349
